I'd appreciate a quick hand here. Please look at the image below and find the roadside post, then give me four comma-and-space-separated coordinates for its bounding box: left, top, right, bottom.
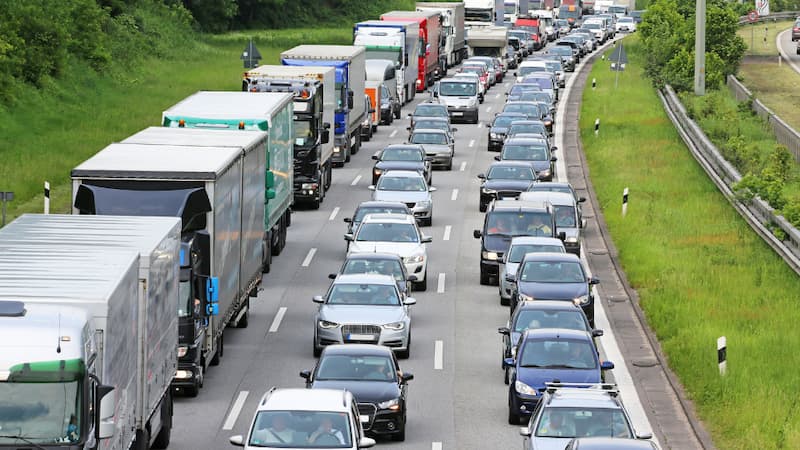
0, 191, 14, 227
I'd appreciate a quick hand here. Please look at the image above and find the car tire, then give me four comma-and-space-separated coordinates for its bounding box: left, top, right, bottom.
504, 366, 510, 385
479, 269, 490, 285
479, 202, 487, 213
392, 426, 406, 442
500, 295, 510, 306
313, 334, 322, 358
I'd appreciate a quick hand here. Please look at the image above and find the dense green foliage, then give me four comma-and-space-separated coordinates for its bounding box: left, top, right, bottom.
638, 0, 746, 91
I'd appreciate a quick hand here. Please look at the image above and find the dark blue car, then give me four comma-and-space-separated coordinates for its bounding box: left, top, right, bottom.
504, 328, 613, 425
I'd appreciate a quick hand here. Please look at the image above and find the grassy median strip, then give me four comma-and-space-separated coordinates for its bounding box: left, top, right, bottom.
580, 35, 800, 449
0, 27, 351, 223
736, 20, 794, 56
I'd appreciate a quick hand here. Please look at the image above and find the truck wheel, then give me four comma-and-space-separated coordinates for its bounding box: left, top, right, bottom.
237, 299, 249, 328
134, 428, 150, 450
480, 269, 491, 285
414, 270, 428, 291
325, 163, 332, 190
151, 391, 173, 449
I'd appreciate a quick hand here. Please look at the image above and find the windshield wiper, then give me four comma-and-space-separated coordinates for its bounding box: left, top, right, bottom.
519, 363, 546, 368
0, 435, 49, 450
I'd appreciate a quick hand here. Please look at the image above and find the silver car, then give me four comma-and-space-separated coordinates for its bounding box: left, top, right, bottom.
369, 170, 436, 226
409, 128, 455, 170
499, 237, 566, 306
313, 274, 416, 358
520, 191, 584, 256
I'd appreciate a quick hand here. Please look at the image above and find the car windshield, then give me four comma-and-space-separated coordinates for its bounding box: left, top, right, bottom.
585, 22, 601, 29
316, 355, 397, 382
354, 206, 407, 222
411, 132, 447, 145
502, 144, 548, 161
508, 243, 565, 262
555, 205, 577, 227
535, 407, 631, 439
376, 175, 427, 192
356, 222, 419, 243
619, 17, 634, 23
509, 124, 547, 136
514, 309, 587, 332
531, 92, 553, 104
440, 81, 477, 96
503, 104, 538, 117
510, 85, 541, 95
549, 47, 572, 56
529, 185, 574, 197
519, 66, 547, 77
414, 120, 448, 131
485, 211, 553, 236
487, 166, 534, 180
382, 148, 423, 161
414, 105, 447, 117
493, 115, 521, 128
249, 410, 353, 447
327, 283, 401, 306
544, 61, 562, 72
521, 261, 585, 283
343, 258, 405, 282
461, 66, 485, 75
521, 77, 552, 90
520, 338, 597, 369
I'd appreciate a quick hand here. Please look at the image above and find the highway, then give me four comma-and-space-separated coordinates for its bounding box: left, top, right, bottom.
777, 27, 800, 75
167, 44, 669, 449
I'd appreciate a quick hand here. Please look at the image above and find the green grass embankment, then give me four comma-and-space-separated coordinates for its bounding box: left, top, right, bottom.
737, 20, 794, 56
0, 28, 351, 223
580, 35, 800, 449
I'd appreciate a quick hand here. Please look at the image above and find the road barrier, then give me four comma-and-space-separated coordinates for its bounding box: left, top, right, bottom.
659, 85, 800, 276
737, 11, 800, 25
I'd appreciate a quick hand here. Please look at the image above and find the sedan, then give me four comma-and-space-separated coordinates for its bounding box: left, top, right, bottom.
546, 46, 576, 72
406, 116, 457, 141
477, 161, 537, 211
369, 170, 437, 226
520, 191, 584, 256
313, 274, 416, 357
408, 128, 455, 170
331, 252, 417, 298
301, 344, 414, 441
495, 137, 558, 181
502, 101, 547, 121
507, 120, 549, 141
371, 144, 432, 185
565, 438, 659, 450
344, 200, 411, 235
488, 112, 526, 152
615, 17, 637, 33
408, 102, 449, 129
498, 236, 566, 305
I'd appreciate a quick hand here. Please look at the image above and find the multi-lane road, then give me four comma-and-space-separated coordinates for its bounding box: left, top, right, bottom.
166, 42, 691, 449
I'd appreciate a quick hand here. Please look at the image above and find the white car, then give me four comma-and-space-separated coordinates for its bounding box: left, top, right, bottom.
499, 237, 566, 305
452, 72, 486, 98
369, 170, 437, 225
345, 213, 432, 291
615, 16, 637, 33
516, 61, 550, 83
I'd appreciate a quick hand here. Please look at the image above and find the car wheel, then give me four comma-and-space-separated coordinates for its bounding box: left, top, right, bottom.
500, 295, 510, 306
424, 217, 432, 227
479, 269, 490, 285
392, 426, 406, 442
504, 366, 510, 385
313, 335, 322, 358
508, 406, 521, 425
415, 271, 428, 291
446, 160, 453, 171
479, 202, 487, 213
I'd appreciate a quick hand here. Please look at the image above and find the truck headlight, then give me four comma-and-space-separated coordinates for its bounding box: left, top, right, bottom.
177, 346, 188, 358
318, 320, 339, 329
383, 322, 405, 331
515, 380, 538, 396
378, 398, 401, 411
333, 146, 341, 154
373, 169, 382, 176
482, 251, 499, 261
301, 183, 318, 190
573, 295, 590, 306
539, 169, 551, 178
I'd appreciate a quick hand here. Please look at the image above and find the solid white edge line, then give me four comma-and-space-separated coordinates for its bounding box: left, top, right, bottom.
350, 175, 362, 186
432, 442, 443, 450
459, 161, 467, 172
301, 248, 317, 267
451, 189, 459, 201
437, 273, 446, 293
443, 225, 452, 241
390, 129, 398, 138
269, 307, 287, 333
468, 139, 475, 148
434, 340, 444, 370
222, 391, 249, 430
328, 207, 340, 221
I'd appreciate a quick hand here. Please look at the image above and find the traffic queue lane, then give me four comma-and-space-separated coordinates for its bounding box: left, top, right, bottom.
167, 46, 657, 449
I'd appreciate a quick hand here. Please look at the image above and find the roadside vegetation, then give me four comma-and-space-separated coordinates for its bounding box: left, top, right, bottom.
581, 35, 800, 449
736, 19, 794, 56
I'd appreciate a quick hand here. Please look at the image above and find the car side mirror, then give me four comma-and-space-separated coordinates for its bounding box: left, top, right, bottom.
558, 231, 567, 241
590, 276, 600, 285
372, 154, 379, 160
401, 372, 414, 382
313, 295, 325, 304
407, 275, 418, 282
343, 217, 352, 223
503, 357, 515, 368
505, 273, 516, 282
477, 173, 486, 179
96, 385, 116, 440
592, 329, 604, 337
359, 437, 377, 449
344, 234, 354, 241
451, 127, 458, 132
406, 126, 412, 131
600, 361, 615, 370
519, 427, 532, 437
498, 326, 510, 335
229, 435, 245, 446
299, 370, 311, 380
421, 236, 433, 243
367, 185, 376, 191
429, 186, 437, 192
407, 113, 412, 118
551, 146, 558, 151
636, 432, 654, 440
550, 156, 558, 162
328, 273, 337, 280
578, 196, 587, 203
473, 229, 482, 239
494, 156, 501, 161
404, 297, 417, 305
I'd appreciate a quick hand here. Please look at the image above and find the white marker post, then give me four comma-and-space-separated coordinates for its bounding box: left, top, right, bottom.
622, 187, 629, 217
717, 336, 727, 376
594, 118, 600, 136
592, 78, 597, 90
44, 181, 50, 214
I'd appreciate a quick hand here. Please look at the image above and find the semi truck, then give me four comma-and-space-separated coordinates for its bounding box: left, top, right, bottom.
242, 65, 334, 209
416, 2, 467, 68
466, 26, 509, 60
558, 2, 584, 26
380, 10, 443, 91
465, 0, 504, 27
504, 0, 520, 23
0, 214, 180, 450
71, 137, 266, 397
160, 92, 294, 253
354, 20, 420, 104
281, 45, 366, 166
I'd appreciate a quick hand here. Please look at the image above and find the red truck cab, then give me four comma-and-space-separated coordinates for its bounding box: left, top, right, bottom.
381, 10, 443, 92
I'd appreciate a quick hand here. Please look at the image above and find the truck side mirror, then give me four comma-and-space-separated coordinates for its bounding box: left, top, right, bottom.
96, 385, 116, 440
322, 126, 331, 144
266, 171, 275, 189
348, 90, 354, 109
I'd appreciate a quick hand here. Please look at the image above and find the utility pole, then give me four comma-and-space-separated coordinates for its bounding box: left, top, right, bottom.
694, 0, 706, 95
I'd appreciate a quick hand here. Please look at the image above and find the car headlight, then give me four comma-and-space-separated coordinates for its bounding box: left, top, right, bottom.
565, 236, 579, 243
518, 293, 534, 303
574, 295, 590, 306
383, 321, 405, 331
378, 398, 401, 411
177, 346, 188, 358
544, 120, 553, 126
482, 187, 496, 194
490, 132, 499, 139
515, 380, 539, 396
373, 168, 382, 175
482, 251, 499, 261
318, 320, 340, 329
333, 146, 341, 154
539, 169, 551, 177
404, 254, 425, 264
416, 200, 431, 208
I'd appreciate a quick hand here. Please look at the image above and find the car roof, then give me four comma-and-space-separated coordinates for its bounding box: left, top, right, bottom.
504, 137, 548, 145
570, 438, 657, 450
321, 343, 394, 357
383, 143, 425, 151
332, 273, 398, 285
344, 252, 403, 262
360, 212, 417, 224
379, 169, 425, 178
490, 199, 552, 212
516, 300, 583, 312
489, 160, 538, 169
509, 120, 546, 126
546, 389, 623, 409
520, 191, 576, 206
510, 236, 566, 246
522, 327, 591, 341
413, 117, 450, 123
258, 388, 352, 412
411, 128, 447, 134
521, 251, 580, 263
356, 200, 410, 210
414, 103, 447, 111
520, 60, 548, 67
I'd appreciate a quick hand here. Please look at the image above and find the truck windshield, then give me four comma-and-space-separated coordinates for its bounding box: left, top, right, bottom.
366, 49, 401, 64
472, 47, 501, 57
335, 82, 345, 112
293, 119, 315, 147
439, 82, 476, 96
466, 10, 493, 22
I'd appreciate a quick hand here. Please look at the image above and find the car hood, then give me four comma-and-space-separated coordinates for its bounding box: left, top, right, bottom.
440, 96, 477, 108
483, 234, 513, 253
490, 125, 511, 134
483, 179, 533, 191
311, 380, 400, 404
375, 161, 426, 172
518, 282, 588, 300
419, 143, 452, 154
373, 190, 431, 203
349, 241, 424, 257
516, 366, 600, 390
319, 305, 407, 325
531, 437, 574, 450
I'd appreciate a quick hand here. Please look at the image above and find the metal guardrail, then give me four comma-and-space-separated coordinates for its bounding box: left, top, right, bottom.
659, 85, 800, 276
737, 11, 799, 25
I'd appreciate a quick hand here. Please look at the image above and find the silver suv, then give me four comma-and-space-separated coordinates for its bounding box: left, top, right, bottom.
230, 388, 376, 449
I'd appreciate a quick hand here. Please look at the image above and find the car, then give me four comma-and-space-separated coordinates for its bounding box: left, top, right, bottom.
499, 300, 600, 383
407, 102, 449, 129
371, 144, 432, 185
554, 19, 571, 36
459, 64, 490, 91
313, 274, 416, 358
452, 72, 486, 98
406, 116, 457, 140
520, 384, 653, 448
526, 181, 587, 221
555, 40, 581, 62
580, 21, 608, 44
564, 437, 660, 449
344, 201, 412, 235
506, 83, 542, 102
379, 83, 400, 125
516, 61, 550, 82
228, 387, 376, 449
572, 30, 599, 51
498, 236, 566, 305
504, 329, 614, 424
793, 19, 800, 41
506, 120, 550, 141
521, 90, 556, 113
509, 29, 535, 56
520, 74, 558, 101
331, 252, 417, 298
542, 59, 566, 88
345, 213, 432, 289
300, 345, 414, 441
530, 101, 555, 134
519, 191, 584, 255
474, 199, 560, 285
408, 128, 455, 170
561, 34, 590, 57
477, 161, 537, 211
468, 56, 504, 82
495, 137, 558, 181
488, 112, 526, 152
502, 101, 547, 121
506, 252, 599, 323
464, 60, 495, 86
369, 171, 436, 226
433, 77, 481, 123
546, 46, 576, 72
360, 94, 376, 142
615, 17, 637, 33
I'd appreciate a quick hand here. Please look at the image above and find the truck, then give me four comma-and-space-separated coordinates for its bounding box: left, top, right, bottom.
72, 136, 266, 397
281, 45, 366, 166
0, 214, 180, 450
559, 2, 584, 25
354, 20, 420, 105
465, 0, 504, 27
364, 80, 382, 137
504, 0, 520, 23
242, 65, 334, 209
416, 2, 467, 68
466, 25, 509, 61
594, 0, 613, 13
380, 10, 443, 92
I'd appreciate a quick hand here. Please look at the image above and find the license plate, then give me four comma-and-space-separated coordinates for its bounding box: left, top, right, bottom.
348, 334, 374, 341
360, 415, 370, 423
452, 112, 464, 116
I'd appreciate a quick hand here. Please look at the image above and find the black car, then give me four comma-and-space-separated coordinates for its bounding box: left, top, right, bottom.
371, 144, 432, 185
506, 252, 599, 325
344, 201, 412, 235
330, 252, 418, 297
502, 101, 546, 121
379, 83, 400, 125
407, 102, 450, 129
488, 112, 526, 152
477, 161, 537, 211
507, 120, 549, 141
301, 344, 413, 441
495, 137, 558, 181
473, 200, 560, 285
406, 116, 457, 141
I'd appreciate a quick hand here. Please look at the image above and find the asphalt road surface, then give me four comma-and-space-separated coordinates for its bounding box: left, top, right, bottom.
777, 27, 800, 75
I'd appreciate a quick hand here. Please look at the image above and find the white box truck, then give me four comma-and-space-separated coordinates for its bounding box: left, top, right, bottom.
416, 2, 468, 67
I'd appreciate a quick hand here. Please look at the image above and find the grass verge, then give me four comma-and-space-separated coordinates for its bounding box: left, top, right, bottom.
0, 27, 351, 224
736, 20, 794, 56
581, 34, 800, 449
738, 59, 800, 132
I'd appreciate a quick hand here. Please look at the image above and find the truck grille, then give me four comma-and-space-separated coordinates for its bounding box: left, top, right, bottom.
358, 403, 378, 430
